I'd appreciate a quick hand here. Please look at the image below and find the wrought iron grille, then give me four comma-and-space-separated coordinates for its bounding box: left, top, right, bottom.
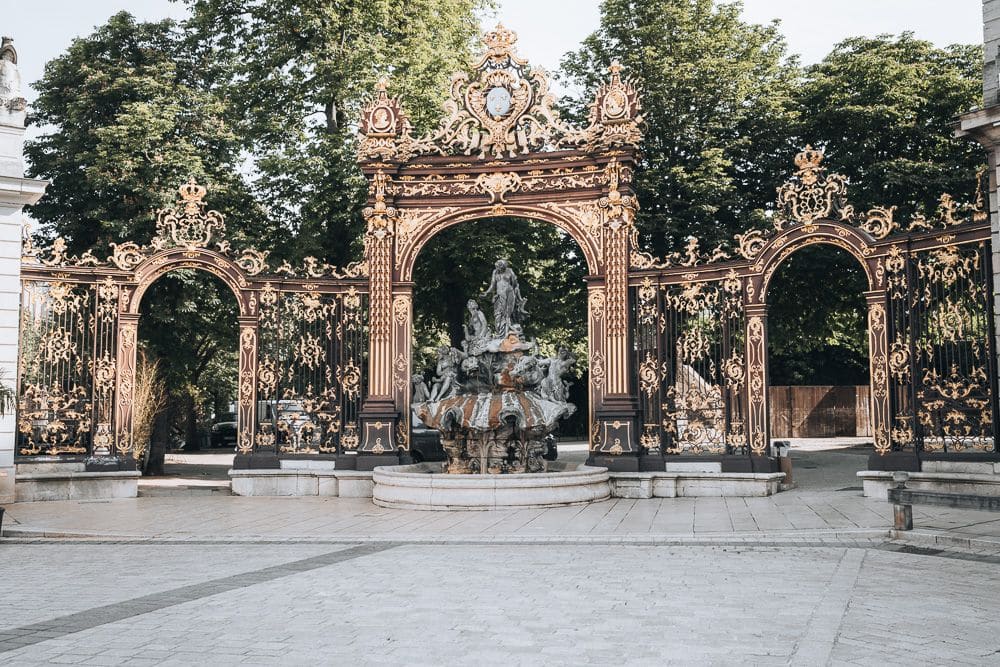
887, 241, 997, 453
17, 279, 119, 457
255, 286, 368, 456
633, 273, 747, 456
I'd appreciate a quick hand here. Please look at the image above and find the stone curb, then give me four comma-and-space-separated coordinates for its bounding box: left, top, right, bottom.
889, 529, 1000, 553
1, 527, 891, 544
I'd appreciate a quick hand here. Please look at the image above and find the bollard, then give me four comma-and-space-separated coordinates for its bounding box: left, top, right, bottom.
893, 502, 913, 531
891, 470, 911, 530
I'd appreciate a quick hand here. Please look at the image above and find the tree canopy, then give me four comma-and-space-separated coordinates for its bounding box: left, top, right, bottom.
25, 12, 257, 255
561, 0, 800, 254
21, 0, 989, 420
795, 33, 984, 218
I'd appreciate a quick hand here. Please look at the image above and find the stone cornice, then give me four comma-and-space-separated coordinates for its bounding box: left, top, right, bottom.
955, 105, 1000, 146
0, 175, 48, 207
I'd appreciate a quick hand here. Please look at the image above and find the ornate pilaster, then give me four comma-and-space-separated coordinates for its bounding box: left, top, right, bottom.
359, 170, 402, 467
237, 320, 258, 455
865, 291, 891, 456
589, 160, 641, 471
114, 314, 139, 459
744, 304, 769, 457
391, 285, 414, 454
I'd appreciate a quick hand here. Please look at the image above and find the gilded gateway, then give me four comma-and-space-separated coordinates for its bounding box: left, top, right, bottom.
16, 24, 997, 475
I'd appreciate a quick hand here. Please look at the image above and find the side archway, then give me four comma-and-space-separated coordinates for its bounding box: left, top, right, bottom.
754, 221, 878, 301
748, 221, 891, 457
115, 249, 259, 457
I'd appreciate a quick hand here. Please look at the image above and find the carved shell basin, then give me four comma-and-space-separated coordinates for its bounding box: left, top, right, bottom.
416, 391, 574, 435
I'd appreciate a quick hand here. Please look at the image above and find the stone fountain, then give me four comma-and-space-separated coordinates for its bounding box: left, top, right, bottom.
372, 259, 610, 510
415, 259, 577, 474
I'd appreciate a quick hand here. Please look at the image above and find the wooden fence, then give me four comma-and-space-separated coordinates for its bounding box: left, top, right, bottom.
769, 386, 871, 438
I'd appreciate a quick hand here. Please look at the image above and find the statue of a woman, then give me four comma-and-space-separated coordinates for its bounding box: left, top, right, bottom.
462, 299, 489, 354
482, 259, 526, 336
0, 38, 26, 121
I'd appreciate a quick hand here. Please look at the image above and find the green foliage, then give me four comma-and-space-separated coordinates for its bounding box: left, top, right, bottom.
25, 12, 258, 255
767, 245, 868, 385
560, 0, 800, 254
183, 0, 491, 265
795, 33, 985, 218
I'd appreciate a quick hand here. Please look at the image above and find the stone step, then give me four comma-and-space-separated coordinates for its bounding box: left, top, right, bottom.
137, 482, 232, 497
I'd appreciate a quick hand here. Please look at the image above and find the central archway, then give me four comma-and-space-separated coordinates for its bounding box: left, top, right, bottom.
408, 214, 591, 457
354, 25, 647, 470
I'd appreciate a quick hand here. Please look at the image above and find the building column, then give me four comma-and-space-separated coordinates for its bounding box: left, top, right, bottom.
956, 1, 1000, 417
358, 170, 400, 470
588, 160, 641, 472
0, 39, 48, 502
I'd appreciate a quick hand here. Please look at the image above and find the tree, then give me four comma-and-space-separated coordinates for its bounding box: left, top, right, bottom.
767, 245, 868, 386
795, 34, 984, 218
560, 0, 800, 255
183, 0, 492, 266
25, 11, 258, 255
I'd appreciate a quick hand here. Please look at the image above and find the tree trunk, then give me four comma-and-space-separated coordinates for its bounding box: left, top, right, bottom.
184, 396, 200, 451
144, 408, 171, 476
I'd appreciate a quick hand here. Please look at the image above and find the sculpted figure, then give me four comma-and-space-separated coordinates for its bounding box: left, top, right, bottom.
411, 375, 430, 403
462, 299, 490, 354
0, 38, 26, 120
482, 259, 526, 336
429, 346, 463, 401
539, 347, 576, 402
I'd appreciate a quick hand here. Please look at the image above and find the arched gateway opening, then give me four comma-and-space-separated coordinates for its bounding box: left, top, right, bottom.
410, 216, 590, 461
765, 244, 871, 489
136, 269, 239, 483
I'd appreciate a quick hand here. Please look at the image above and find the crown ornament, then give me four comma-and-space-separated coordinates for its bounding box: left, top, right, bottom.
482, 23, 518, 55
178, 177, 208, 215
794, 145, 825, 184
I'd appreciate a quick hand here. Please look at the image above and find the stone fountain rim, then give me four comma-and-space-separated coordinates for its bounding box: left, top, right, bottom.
371, 462, 612, 510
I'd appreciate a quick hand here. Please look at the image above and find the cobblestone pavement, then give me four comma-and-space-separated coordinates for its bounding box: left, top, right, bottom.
1, 540, 1000, 665
3, 445, 1000, 664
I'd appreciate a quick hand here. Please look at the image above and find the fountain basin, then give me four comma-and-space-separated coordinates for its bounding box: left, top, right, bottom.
372, 462, 611, 510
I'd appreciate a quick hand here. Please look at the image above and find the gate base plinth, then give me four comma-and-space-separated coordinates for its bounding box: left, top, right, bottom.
15, 462, 139, 502
639, 454, 664, 472
356, 454, 401, 471
610, 471, 785, 498
867, 451, 920, 472
588, 454, 639, 472
229, 469, 374, 497
232, 453, 281, 469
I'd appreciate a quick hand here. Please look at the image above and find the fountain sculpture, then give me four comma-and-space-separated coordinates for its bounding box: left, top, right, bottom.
413, 259, 577, 474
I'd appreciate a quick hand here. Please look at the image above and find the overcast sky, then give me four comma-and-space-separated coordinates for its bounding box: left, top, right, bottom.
1, 0, 987, 102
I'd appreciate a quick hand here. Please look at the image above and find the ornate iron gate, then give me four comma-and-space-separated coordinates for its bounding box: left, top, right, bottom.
15, 24, 998, 472
18, 180, 368, 467
629, 147, 996, 465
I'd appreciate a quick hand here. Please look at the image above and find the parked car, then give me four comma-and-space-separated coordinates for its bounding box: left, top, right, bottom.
210, 412, 238, 448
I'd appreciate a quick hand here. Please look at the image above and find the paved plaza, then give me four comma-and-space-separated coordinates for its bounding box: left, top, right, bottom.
3, 445, 1000, 665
